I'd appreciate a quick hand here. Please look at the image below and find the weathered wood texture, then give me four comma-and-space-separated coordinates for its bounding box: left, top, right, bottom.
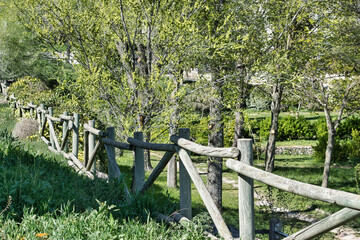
237, 139, 255, 240
83, 130, 89, 167
84, 123, 107, 137
88, 120, 96, 173
72, 113, 79, 158
226, 159, 360, 211
127, 137, 176, 152
284, 208, 360, 240
59, 114, 74, 121
101, 138, 132, 150
269, 218, 282, 240
171, 135, 239, 158
178, 128, 192, 220
48, 118, 61, 151
85, 140, 104, 171
41, 136, 51, 146
105, 127, 131, 200
61, 111, 69, 152
140, 151, 175, 193
177, 147, 232, 240
133, 132, 145, 193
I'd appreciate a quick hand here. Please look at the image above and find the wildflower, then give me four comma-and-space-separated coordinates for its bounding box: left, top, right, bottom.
35, 233, 49, 239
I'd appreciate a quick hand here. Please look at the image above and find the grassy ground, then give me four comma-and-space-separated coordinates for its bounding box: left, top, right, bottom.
1, 99, 359, 239
0, 101, 209, 240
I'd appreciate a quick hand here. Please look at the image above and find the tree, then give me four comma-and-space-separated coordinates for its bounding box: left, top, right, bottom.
294, 0, 360, 187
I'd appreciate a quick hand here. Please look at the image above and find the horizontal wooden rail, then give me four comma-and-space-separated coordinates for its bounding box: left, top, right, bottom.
127, 137, 176, 152
45, 114, 61, 122
84, 123, 107, 137
170, 135, 240, 158
28, 103, 37, 108
284, 208, 360, 240
37, 107, 49, 114
226, 159, 360, 211
101, 138, 132, 150
20, 106, 30, 110
59, 114, 73, 121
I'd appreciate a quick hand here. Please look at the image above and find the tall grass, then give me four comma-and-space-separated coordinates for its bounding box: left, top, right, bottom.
0, 101, 208, 239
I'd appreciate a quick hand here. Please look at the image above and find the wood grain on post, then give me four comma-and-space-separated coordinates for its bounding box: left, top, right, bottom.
140, 151, 175, 193
105, 127, 131, 201
237, 139, 255, 240
178, 128, 192, 220
88, 120, 96, 173
170, 135, 239, 158
48, 118, 61, 151
85, 140, 104, 172
29, 102, 34, 118
133, 132, 145, 193
84, 130, 89, 167
105, 127, 120, 179
167, 154, 177, 188
284, 208, 360, 240
62, 111, 69, 152
225, 159, 360, 211
177, 147, 233, 240
72, 113, 79, 158
48, 107, 55, 148
40, 104, 45, 133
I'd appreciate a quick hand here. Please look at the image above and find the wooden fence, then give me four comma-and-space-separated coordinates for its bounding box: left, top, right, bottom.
3, 90, 360, 240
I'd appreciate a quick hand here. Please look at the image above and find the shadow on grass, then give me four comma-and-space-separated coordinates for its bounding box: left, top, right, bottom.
0, 131, 178, 223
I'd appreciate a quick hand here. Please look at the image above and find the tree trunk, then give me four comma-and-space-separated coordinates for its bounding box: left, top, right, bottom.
207, 72, 224, 212
265, 83, 283, 172
233, 109, 245, 147
144, 130, 153, 171
321, 108, 336, 188
167, 77, 180, 188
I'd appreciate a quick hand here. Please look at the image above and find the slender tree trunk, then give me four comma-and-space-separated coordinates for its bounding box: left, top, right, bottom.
144, 130, 153, 171
232, 86, 249, 147
167, 77, 180, 188
207, 72, 224, 212
322, 108, 336, 188
265, 83, 283, 172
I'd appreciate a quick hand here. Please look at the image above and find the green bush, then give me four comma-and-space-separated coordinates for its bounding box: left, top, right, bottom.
313, 129, 360, 163
257, 116, 315, 141
314, 116, 360, 140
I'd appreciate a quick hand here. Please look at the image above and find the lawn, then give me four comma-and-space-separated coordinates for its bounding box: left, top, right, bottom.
1, 99, 359, 239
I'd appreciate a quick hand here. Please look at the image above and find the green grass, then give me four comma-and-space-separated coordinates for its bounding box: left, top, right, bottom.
1, 100, 359, 239
0, 101, 209, 239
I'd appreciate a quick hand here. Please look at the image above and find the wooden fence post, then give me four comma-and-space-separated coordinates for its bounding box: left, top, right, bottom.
133, 131, 144, 193
237, 139, 255, 240
72, 113, 79, 158
30, 102, 34, 118
88, 120, 96, 173
270, 218, 282, 240
40, 104, 45, 128
48, 107, 55, 147
62, 111, 69, 152
167, 155, 177, 188
18, 102, 22, 117
179, 128, 192, 219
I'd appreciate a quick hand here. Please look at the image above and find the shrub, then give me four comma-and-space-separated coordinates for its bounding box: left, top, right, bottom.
12, 118, 39, 139
314, 116, 360, 140
278, 116, 315, 140
312, 135, 346, 163
313, 129, 360, 163
7, 77, 53, 105
257, 116, 315, 141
